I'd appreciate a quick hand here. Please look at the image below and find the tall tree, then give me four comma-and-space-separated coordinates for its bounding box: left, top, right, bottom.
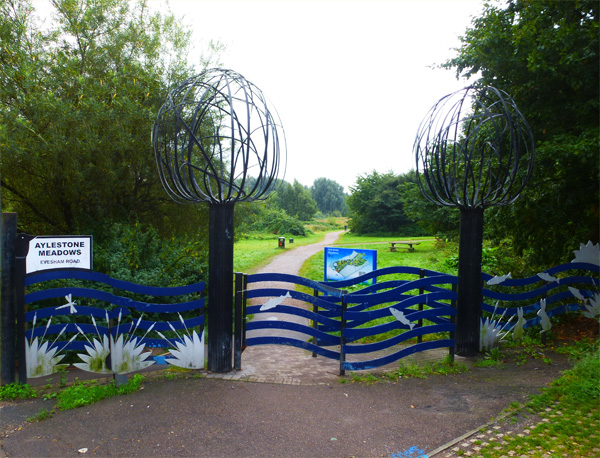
310, 177, 347, 216
0, 0, 214, 238
444, 0, 599, 268
347, 171, 418, 234
270, 179, 318, 221
400, 179, 459, 239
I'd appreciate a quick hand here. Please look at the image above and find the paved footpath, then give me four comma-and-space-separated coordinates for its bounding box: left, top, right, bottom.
0, 232, 574, 458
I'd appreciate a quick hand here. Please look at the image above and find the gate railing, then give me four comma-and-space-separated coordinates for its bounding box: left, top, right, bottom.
236, 267, 458, 375
12, 261, 599, 382
20, 270, 205, 382
236, 261, 598, 373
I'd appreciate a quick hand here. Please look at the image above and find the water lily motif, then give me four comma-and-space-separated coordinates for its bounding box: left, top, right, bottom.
74, 334, 111, 374
158, 330, 205, 369
25, 314, 75, 377
572, 241, 599, 266
480, 303, 515, 352
581, 293, 599, 319
110, 334, 154, 374
73, 313, 112, 373
156, 313, 205, 369
26, 336, 66, 378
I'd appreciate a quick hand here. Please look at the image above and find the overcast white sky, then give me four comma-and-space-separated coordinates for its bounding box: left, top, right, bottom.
162, 0, 485, 192
34, 0, 485, 192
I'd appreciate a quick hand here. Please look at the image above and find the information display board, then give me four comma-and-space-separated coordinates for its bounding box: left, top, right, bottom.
324, 247, 377, 283
26, 236, 93, 274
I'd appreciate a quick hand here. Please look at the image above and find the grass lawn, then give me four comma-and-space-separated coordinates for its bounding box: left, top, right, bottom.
298, 234, 454, 282
234, 231, 327, 274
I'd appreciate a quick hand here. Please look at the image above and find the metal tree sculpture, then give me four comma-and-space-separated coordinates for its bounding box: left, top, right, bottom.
414, 86, 535, 356
153, 69, 286, 372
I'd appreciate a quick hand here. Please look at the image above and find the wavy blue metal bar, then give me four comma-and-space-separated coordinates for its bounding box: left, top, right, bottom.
246, 319, 341, 345
344, 323, 454, 350
26, 287, 204, 314
25, 269, 204, 295
343, 340, 455, 371
245, 336, 341, 359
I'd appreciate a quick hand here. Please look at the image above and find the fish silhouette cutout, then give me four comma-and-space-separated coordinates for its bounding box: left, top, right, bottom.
260, 292, 292, 311
487, 272, 512, 285
537, 272, 558, 283
389, 307, 415, 330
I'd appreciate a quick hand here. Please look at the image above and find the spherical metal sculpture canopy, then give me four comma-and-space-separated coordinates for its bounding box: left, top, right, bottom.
153, 68, 286, 205
413, 86, 535, 357
152, 69, 286, 373
414, 85, 535, 210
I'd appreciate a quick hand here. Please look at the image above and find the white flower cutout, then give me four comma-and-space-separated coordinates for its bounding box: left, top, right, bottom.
572, 241, 599, 266
74, 334, 112, 374
164, 330, 205, 369
110, 334, 154, 375
581, 293, 599, 319
25, 317, 76, 378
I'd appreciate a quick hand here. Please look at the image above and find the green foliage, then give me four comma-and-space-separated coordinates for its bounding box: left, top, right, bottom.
247, 207, 309, 236
0, 0, 216, 238
310, 177, 348, 216
27, 408, 53, 422
56, 373, 145, 410
0, 382, 38, 400
94, 222, 207, 286
347, 356, 468, 382
347, 170, 423, 235
270, 180, 318, 221
444, 0, 599, 270
400, 181, 459, 239
474, 347, 505, 367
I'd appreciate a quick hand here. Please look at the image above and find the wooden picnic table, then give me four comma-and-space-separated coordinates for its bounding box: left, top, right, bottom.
389, 241, 421, 252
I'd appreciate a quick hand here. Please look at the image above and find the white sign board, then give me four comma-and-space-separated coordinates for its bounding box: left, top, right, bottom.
26, 236, 93, 274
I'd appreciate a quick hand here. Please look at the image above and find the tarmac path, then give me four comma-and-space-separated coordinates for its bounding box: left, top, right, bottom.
0, 231, 575, 458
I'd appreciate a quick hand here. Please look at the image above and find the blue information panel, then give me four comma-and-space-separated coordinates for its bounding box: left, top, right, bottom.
324, 247, 377, 283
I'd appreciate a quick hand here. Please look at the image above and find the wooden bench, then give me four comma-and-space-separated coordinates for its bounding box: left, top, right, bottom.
389, 241, 421, 252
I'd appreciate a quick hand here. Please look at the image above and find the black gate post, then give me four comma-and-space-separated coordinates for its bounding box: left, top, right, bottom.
339, 294, 347, 376
14, 233, 32, 383
455, 208, 484, 356
208, 204, 235, 373
417, 269, 425, 344
1, 213, 17, 385
234, 271, 246, 370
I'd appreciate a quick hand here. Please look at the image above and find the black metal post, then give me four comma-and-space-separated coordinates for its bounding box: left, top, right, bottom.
339, 295, 347, 376
312, 289, 319, 357
207, 203, 235, 373
234, 272, 243, 370
1, 213, 17, 385
449, 283, 457, 362
417, 269, 425, 344
455, 208, 484, 356
15, 234, 32, 383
